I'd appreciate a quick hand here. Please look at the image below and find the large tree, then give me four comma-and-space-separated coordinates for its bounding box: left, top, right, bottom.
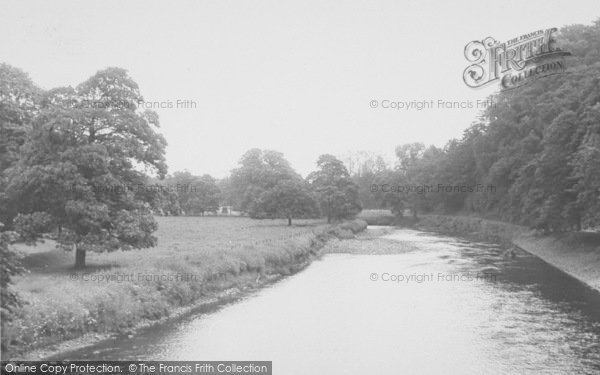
230, 149, 295, 214
230, 149, 318, 223
4, 67, 168, 267
308, 154, 362, 223
255, 178, 319, 225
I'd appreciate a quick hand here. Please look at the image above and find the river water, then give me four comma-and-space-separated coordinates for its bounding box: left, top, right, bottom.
58, 228, 600, 374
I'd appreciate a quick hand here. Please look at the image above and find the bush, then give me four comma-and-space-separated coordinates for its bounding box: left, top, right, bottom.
0, 228, 24, 322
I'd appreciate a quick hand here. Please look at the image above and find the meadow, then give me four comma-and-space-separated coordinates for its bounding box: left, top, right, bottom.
4, 216, 367, 358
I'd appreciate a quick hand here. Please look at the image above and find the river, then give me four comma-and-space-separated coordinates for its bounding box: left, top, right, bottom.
56, 228, 600, 374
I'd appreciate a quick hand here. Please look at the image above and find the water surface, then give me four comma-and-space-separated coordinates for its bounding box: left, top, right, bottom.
60, 228, 600, 374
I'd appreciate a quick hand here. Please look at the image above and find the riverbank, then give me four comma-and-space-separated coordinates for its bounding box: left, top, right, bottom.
3, 217, 367, 360
415, 215, 600, 292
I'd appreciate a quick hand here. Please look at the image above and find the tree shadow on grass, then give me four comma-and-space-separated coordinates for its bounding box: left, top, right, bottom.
20, 248, 117, 275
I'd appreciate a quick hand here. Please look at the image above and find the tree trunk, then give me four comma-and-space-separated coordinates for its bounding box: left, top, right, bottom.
75, 244, 86, 268
288, 216, 292, 226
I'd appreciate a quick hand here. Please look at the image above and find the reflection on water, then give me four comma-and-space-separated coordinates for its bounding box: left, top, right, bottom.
59, 229, 600, 374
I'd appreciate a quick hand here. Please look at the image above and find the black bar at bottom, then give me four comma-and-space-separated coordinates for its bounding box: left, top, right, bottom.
1, 361, 272, 375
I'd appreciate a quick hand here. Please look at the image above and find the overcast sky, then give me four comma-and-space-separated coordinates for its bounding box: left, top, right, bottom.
1, 0, 598, 177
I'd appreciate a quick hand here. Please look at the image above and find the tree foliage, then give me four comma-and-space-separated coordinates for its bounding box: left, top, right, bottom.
0, 227, 23, 319
0, 64, 40, 175
230, 149, 318, 223
2, 67, 168, 267
308, 154, 362, 223
154, 171, 221, 215
256, 178, 319, 225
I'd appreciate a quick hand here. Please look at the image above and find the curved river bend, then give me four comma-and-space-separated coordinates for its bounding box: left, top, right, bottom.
58, 228, 600, 374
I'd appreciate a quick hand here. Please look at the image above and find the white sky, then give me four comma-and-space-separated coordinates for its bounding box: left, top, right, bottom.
1, 0, 598, 177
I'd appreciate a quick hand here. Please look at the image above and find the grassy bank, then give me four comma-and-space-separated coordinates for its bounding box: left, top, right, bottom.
3, 216, 367, 359
358, 210, 422, 227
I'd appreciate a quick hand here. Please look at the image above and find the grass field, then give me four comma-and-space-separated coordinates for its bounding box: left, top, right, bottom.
4, 216, 367, 358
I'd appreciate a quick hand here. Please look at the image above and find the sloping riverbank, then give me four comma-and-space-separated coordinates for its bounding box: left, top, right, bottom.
4, 218, 367, 360
416, 215, 600, 292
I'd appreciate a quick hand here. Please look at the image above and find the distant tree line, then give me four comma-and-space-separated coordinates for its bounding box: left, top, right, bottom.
147, 171, 221, 216
145, 149, 363, 226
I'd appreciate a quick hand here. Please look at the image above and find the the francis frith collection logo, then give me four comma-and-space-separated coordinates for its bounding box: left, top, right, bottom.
463, 27, 570, 90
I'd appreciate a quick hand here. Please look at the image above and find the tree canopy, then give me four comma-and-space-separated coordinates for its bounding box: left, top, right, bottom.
230, 149, 319, 223
1, 67, 168, 267
308, 154, 362, 223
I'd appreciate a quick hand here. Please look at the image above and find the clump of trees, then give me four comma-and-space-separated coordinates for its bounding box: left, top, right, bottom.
150, 171, 221, 216
229, 149, 308, 225
228, 149, 361, 225
339, 150, 389, 209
